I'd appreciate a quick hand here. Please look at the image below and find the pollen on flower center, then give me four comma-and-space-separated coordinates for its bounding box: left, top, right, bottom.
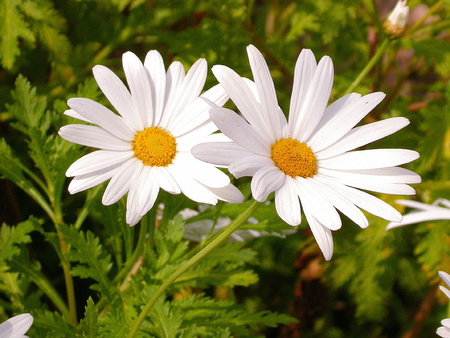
271, 138, 317, 178
132, 127, 177, 167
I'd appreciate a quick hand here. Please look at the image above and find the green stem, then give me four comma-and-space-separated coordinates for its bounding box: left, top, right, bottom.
407, 0, 443, 35
344, 38, 391, 96
113, 216, 149, 285
53, 220, 78, 326
51, 185, 77, 326
9, 260, 70, 319
127, 200, 261, 338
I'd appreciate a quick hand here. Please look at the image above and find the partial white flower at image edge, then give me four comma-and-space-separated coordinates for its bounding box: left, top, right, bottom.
387, 198, 450, 230
0, 314, 33, 338
59, 51, 244, 226
193, 44, 421, 260
437, 271, 450, 338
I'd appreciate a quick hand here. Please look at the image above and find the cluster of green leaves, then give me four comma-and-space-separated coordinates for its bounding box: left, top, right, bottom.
1, 0, 450, 337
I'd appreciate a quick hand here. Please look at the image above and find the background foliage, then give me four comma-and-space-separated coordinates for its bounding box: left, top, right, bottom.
0, 0, 449, 337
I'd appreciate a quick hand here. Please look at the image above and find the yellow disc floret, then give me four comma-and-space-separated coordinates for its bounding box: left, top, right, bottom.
271, 138, 317, 178
132, 127, 177, 167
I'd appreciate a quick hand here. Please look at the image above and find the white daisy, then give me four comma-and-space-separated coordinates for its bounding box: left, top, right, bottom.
437, 271, 450, 338
386, 198, 450, 230
193, 45, 420, 260
59, 51, 244, 226
0, 313, 33, 338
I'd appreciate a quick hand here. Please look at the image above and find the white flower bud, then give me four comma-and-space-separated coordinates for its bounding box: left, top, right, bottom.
384, 0, 409, 38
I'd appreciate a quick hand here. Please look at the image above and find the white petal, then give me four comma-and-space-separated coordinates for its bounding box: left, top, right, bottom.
134, 166, 161, 216
59, 125, 132, 151
192, 142, 251, 167
168, 165, 219, 205
92, 65, 136, 129
387, 209, 450, 229
209, 107, 270, 156
251, 166, 286, 201
164, 59, 208, 131
144, 50, 166, 126
319, 149, 420, 170
205, 184, 245, 203
309, 92, 386, 151
437, 326, 450, 338
64, 108, 93, 123
247, 45, 286, 140
294, 177, 342, 230
212, 65, 274, 144
170, 83, 228, 137
290, 55, 334, 142
153, 166, 181, 194
439, 271, 450, 288
102, 159, 141, 205
122, 52, 154, 128
316, 117, 410, 159
440, 286, 450, 300
315, 175, 402, 222
0, 313, 33, 337
442, 318, 450, 328
173, 152, 230, 188
311, 93, 361, 133
311, 177, 369, 228
318, 167, 421, 184
66, 150, 133, 177
289, 49, 317, 127
158, 61, 185, 129
67, 98, 136, 140
304, 209, 334, 261
396, 199, 440, 210
68, 166, 120, 194
317, 167, 420, 195
275, 177, 302, 226
229, 155, 273, 179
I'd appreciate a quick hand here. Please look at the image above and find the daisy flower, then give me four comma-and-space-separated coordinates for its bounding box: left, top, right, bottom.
193, 45, 420, 260
437, 271, 450, 338
0, 313, 33, 338
59, 51, 243, 226
386, 198, 450, 230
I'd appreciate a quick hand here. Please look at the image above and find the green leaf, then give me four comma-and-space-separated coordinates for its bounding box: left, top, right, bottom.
58, 223, 114, 298
0, 139, 48, 208
33, 311, 76, 338
0, 218, 36, 264
22, 0, 71, 64
0, 0, 35, 69
415, 220, 450, 274
143, 293, 296, 337
77, 298, 103, 338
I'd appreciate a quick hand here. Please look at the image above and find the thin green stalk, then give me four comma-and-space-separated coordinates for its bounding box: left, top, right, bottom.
53, 210, 78, 326
50, 175, 77, 326
407, 0, 443, 35
9, 260, 70, 319
113, 216, 150, 285
344, 38, 391, 96
127, 200, 262, 338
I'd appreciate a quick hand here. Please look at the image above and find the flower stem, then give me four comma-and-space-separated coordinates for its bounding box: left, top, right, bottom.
113, 216, 149, 285
127, 200, 261, 338
344, 38, 391, 95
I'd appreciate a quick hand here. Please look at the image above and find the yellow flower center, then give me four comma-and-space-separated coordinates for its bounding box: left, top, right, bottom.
132, 127, 177, 167
271, 138, 317, 178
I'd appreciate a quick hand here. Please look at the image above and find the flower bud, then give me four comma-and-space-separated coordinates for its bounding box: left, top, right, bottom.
383, 0, 409, 38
